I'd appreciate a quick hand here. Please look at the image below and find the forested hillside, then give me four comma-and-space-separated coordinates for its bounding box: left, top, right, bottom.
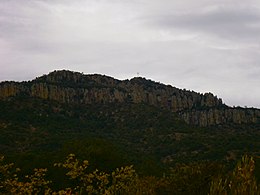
0, 70, 259, 194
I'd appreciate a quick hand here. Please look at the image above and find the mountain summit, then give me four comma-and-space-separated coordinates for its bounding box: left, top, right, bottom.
0, 70, 259, 126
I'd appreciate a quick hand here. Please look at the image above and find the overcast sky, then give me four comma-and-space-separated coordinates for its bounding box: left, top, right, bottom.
0, 0, 260, 108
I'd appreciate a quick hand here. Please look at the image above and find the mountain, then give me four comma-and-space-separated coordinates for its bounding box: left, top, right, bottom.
1, 70, 259, 127
0, 70, 259, 176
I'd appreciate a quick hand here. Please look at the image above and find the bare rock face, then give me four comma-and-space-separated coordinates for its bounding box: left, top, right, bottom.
0, 70, 259, 126
180, 108, 260, 127
0, 82, 21, 98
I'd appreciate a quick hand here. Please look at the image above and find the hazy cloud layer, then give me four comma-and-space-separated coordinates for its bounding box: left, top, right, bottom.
0, 0, 260, 107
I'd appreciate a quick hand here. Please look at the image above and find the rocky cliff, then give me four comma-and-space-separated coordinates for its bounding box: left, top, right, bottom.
0, 70, 259, 126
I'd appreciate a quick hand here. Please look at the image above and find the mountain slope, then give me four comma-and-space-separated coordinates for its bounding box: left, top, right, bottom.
0, 70, 259, 126
0, 70, 259, 176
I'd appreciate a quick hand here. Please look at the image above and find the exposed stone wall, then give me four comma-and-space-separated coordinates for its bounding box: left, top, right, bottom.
0, 82, 21, 98
180, 108, 260, 127
0, 70, 259, 126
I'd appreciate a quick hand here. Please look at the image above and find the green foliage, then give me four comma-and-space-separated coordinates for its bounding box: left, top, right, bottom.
0, 156, 51, 194
1, 97, 260, 189
165, 161, 224, 194
54, 154, 137, 194
1, 154, 137, 195
1, 154, 259, 195
210, 155, 259, 195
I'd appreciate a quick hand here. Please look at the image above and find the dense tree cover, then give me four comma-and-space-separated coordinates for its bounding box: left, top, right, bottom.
0, 155, 259, 194
210, 155, 259, 195
0, 97, 260, 194
1, 98, 259, 164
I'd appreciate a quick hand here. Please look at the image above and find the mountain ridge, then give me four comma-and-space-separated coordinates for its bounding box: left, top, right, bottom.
0, 70, 259, 126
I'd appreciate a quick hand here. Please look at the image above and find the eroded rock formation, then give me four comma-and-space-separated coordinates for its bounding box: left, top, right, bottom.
0, 70, 259, 126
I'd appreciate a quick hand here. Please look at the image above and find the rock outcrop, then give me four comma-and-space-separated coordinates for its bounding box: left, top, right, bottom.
180, 108, 260, 127
0, 70, 259, 126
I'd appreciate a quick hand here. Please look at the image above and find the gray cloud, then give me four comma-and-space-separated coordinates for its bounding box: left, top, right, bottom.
0, 0, 259, 108
149, 6, 260, 42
